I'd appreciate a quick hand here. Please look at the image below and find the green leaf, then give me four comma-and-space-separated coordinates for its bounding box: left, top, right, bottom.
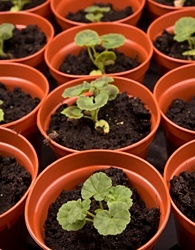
103, 84, 119, 101
183, 49, 195, 56
84, 5, 110, 13
105, 185, 133, 209
101, 33, 125, 49
62, 81, 91, 98
77, 93, 109, 111
91, 75, 114, 89
89, 69, 103, 75
95, 51, 116, 73
0, 109, 4, 122
93, 203, 131, 235
61, 106, 83, 119
74, 29, 101, 47
174, 17, 195, 42
57, 199, 90, 231
85, 13, 103, 22
95, 119, 110, 134
82, 172, 112, 201
0, 23, 14, 40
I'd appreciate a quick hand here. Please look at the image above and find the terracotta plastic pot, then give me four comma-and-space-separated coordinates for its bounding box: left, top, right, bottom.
37, 75, 160, 158
164, 139, 195, 249
44, 22, 153, 84
0, 11, 54, 67
147, 8, 195, 74
24, 0, 51, 18
25, 149, 170, 250
0, 126, 38, 231
50, 0, 146, 30
0, 62, 49, 138
146, 0, 192, 21
153, 64, 195, 155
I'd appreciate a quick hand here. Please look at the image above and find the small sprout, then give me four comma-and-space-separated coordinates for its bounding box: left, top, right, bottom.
0, 100, 4, 122
74, 29, 125, 74
84, 5, 111, 22
174, 17, 195, 59
174, 0, 186, 7
0, 23, 14, 58
57, 171, 133, 236
61, 76, 119, 134
8, 0, 31, 12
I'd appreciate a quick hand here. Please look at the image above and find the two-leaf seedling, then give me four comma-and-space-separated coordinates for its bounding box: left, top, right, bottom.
74, 29, 125, 75
0, 23, 14, 58
57, 171, 133, 236
3, 0, 31, 11
84, 5, 111, 22
174, 17, 195, 58
0, 100, 4, 122
61, 76, 119, 134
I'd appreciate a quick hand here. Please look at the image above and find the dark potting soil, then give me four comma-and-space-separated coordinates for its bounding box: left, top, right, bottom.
66, 3, 133, 23
47, 92, 151, 150
153, 0, 195, 6
60, 46, 140, 75
153, 30, 194, 60
166, 97, 195, 131
0, 155, 31, 215
0, 0, 46, 11
170, 171, 195, 222
44, 167, 160, 250
0, 82, 40, 124
0, 25, 46, 60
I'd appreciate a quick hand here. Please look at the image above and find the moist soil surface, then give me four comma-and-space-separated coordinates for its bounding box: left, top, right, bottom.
47, 92, 151, 150
0, 155, 31, 215
0, 0, 46, 11
166, 97, 195, 131
44, 167, 160, 250
154, 0, 195, 6
66, 3, 133, 23
170, 171, 195, 222
0, 82, 40, 125
60, 46, 140, 75
153, 30, 194, 60
0, 24, 46, 60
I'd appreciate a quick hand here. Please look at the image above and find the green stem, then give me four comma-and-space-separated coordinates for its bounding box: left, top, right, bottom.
87, 211, 95, 218
86, 218, 94, 223
99, 201, 103, 210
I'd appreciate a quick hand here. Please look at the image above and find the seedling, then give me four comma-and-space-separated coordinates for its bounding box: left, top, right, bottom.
3, 0, 31, 11
61, 76, 119, 134
84, 5, 111, 22
174, 17, 195, 59
57, 171, 133, 236
0, 100, 4, 122
0, 23, 14, 58
174, 0, 186, 7
74, 29, 125, 74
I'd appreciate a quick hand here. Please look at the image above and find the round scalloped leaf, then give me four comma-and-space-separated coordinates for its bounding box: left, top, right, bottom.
62, 81, 91, 98
84, 5, 111, 13
93, 203, 130, 235
0, 23, 15, 40
74, 29, 101, 47
82, 172, 112, 201
61, 106, 83, 119
103, 84, 119, 101
101, 33, 125, 49
85, 13, 103, 22
174, 17, 195, 42
91, 76, 114, 88
77, 93, 109, 111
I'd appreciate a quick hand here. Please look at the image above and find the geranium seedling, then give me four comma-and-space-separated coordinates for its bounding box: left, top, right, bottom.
4, 0, 31, 11
84, 5, 111, 22
61, 76, 119, 134
0, 23, 14, 58
57, 171, 133, 236
174, 17, 195, 58
0, 100, 4, 122
74, 29, 125, 74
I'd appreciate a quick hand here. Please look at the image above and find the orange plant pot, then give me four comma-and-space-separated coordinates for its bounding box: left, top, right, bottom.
0, 126, 38, 232
50, 0, 146, 30
24, 0, 51, 18
164, 140, 195, 249
147, 8, 195, 74
0, 12, 54, 67
44, 22, 153, 84
25, 150, 170, 250
37, 76, 160, 158
0, 62, 49, 138
153, 64, 195, 155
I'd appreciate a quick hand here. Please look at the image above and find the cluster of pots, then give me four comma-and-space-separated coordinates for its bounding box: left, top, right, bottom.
0, 1, 195, 249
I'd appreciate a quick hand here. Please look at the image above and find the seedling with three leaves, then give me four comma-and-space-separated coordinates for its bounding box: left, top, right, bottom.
0, 23, 14, 58
74, 29, 125, 75
174, 17, 195, 59
61, 76, 119, 134
57, 171, 133, 236
84, 5, 111, 22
